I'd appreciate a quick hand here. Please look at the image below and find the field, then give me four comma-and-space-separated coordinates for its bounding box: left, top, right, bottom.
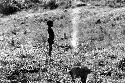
0, 0, 125, 83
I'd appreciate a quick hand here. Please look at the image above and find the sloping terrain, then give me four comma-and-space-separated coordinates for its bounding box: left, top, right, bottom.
77, 7, 125, 83
0, 2, 125, 83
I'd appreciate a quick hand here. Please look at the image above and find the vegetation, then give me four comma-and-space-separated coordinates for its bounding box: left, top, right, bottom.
1, 0, 125, 83
0, 0, 73, 16
1, 0, 125, 16
0, 0, 20, 16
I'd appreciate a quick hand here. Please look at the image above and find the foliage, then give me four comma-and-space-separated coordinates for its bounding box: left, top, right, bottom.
118, 58, 125, 72
0, 0, 21, 16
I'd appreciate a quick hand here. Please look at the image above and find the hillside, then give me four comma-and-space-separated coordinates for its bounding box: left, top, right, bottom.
0, 0, 125, 83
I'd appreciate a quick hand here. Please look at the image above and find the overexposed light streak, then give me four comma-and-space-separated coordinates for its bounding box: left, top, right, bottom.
71, 7, 81, 52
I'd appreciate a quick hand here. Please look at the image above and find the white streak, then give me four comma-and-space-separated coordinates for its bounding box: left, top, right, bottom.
71, 8, 81, 52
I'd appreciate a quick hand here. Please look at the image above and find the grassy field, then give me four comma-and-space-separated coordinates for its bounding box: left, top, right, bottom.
0, 0, 125, 83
